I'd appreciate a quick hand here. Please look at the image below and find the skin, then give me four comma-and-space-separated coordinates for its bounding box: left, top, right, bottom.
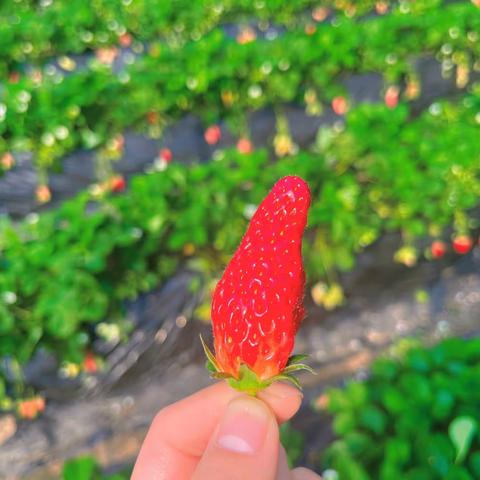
132, 381, 322, 480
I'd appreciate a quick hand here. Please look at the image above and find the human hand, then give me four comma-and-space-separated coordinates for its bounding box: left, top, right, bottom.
132, 381, 321, 480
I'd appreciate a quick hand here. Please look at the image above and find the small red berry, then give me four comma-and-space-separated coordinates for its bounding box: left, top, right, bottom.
431, 240, 447, 259
18, 397, 44, 419
83, 351, 98, 374
8, 72, 20, 84
332, 96, 348, 115
95, 47, 118, 65
204, 125, 222, 145
375, 1, 388, 14
34, 397, 46, 413
119, 33, 133, 48
18, 400, 37, 419
146, 111, 159, 124
452, 235, 473, 254
110, 175, 126, 193
236, 27, 256, 45
159, 148, 173, 163
36, 185, 51, 203
236, 137, 253, 154
312, 6, 329, 22
385, 86, 399, 109
304, 23, 317, 35
1, 152, 14, 170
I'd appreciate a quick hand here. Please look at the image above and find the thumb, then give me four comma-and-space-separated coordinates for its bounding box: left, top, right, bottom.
192, 395, 280, 480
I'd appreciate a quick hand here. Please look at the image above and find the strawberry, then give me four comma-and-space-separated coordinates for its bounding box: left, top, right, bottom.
312, 6, 329, 22
159, 147, 173, 163
375, 1, 388, 14
8, 71, 20, 84
452, 235, 473, 254
385, 86, 399, 109
332, 96, 348, 115
204, 125, 222, 145
36, 184, 51, 203
202, 176, 313, 394
146, 111, 159, 125
119, 32, 133, 48
236, 137, 253, 154
110, 174, 126, 193
431, 240, 447, 259
1, 152, 14, 170
83, 351, 98, 373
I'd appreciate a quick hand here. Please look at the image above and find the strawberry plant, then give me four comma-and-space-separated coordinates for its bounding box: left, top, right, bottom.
0, 93, 479, 408
322, 337, 480, 479
1, 1, 479, 176
63, 456, 130, 480
0, 0, 444, 75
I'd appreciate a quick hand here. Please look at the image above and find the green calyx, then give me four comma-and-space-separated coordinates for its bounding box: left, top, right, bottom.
200, 335, 315, 396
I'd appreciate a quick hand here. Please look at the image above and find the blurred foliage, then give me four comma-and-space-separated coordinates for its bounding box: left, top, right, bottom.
323, 337, 480, 479
60, 422, 304, 477
1, 1, 479, 173
0, 94, 479, 407
0, 0, 442, 74
62, 456, 130, 480
281, 421, 306, 468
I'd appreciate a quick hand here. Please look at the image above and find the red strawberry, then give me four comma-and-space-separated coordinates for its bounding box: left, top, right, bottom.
119, 33, 133, 48
36, 184, 51, 203
332, 96, 348, 115
204, 125, 222, 145
385, 86, 399, 109
110, 175, 126, 193
375, 1, 388, 14
8, 71, 20, 84
431, 240, 447, 259
203, 176, 312, 394
83, 351, 98, 373
452, 235, 473, 254
146, 111, 159, 124
159, 147, 173, 163
236, 137, 253, 154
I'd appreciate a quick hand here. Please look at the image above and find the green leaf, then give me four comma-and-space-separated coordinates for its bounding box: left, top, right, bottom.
63, 456, 98, 480
449, 416, 478, 464
280, 422, 305, 468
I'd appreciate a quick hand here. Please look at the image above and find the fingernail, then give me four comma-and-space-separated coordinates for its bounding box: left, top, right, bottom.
216, 397, 269, 454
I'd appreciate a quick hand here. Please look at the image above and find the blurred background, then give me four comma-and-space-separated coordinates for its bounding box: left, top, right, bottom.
0, 0, 480, 478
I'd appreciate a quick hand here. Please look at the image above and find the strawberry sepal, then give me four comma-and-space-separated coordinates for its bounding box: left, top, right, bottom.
286, 354, 309, 365
201, 335, 314, 395
227, 364, 272, 395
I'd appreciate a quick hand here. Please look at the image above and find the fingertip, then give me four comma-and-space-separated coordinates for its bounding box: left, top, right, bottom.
192, 394, 281, 479
258, 382, 303, 423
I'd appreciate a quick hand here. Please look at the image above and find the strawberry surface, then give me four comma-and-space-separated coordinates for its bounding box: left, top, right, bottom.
211, 176, 311, 381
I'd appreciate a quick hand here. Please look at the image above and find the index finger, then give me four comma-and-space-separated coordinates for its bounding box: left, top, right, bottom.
132, 381, 302, 480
